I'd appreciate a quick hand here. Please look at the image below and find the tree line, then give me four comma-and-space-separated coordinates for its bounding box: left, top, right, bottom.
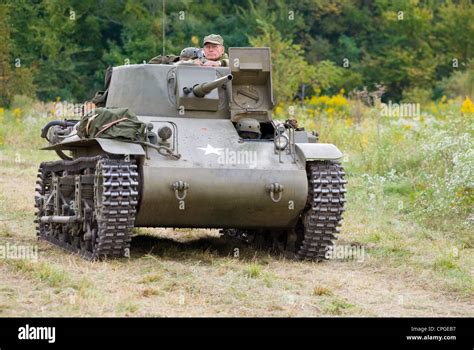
0, 0, 472, 106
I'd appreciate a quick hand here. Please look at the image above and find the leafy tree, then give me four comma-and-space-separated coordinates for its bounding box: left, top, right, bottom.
249, 21, 314, 103
0, 3, 36, 106
438, 61, 474, 99
0, 4, 12, 106
1, 0, 472, 103
432, 0, 473, 83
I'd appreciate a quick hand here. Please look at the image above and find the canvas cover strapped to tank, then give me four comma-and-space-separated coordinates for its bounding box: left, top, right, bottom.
148, 55, 180, 65
77, 107, 147, 142
91, 66, 113, 107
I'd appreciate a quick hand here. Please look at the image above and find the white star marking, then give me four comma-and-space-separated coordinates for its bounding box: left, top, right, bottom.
197, 144, 224, 156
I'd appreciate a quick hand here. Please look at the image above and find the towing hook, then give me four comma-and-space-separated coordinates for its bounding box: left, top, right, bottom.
171, 181, 189, 201
266, 183, 284, 203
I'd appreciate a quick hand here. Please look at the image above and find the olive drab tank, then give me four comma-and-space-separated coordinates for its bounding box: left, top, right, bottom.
35, 47, 346, 261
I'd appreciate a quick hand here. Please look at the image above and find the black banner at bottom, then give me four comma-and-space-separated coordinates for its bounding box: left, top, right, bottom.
0, 317, 471, 348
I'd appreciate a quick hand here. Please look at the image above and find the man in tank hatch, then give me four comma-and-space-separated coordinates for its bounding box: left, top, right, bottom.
193, 34, 229, 67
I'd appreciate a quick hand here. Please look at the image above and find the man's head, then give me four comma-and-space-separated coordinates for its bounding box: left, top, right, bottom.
203, 34, 225, 61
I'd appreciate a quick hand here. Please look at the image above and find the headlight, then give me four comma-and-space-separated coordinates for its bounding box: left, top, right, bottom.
275, 134, 289, 150
158, 126, 172, 140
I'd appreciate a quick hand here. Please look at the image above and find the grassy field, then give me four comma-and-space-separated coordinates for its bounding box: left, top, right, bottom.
0, 96, 472, 316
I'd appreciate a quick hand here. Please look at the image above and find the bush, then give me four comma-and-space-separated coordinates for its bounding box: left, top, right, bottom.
438, 63, 474, 99
417, 127, 473, 222
402, 87, 432, 104
273, 95, 473, 236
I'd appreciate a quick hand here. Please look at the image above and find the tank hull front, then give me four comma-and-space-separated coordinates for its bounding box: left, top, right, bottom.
134, 116, 308, 229
135, 166, 307, 228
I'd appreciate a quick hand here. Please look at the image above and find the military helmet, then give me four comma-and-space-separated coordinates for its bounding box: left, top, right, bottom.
180, 47, 200, 60
236, 117, 261, 139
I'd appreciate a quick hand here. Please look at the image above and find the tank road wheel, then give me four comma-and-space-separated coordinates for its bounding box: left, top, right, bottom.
290, 161, 346, 261
34, 157, 139, 260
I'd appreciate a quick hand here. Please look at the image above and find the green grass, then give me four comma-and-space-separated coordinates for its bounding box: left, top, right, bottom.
116, 301, 139, 314
433, 256, 460, 272
139, 273, 163, 284
244, 263, 261, 278
383, 181, 413, 196
322, 298, 356, 315
0, 224, 14, 237
6, 260, 70, 288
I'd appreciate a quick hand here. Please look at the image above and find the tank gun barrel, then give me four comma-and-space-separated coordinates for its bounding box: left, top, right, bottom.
184, 74, 233, 98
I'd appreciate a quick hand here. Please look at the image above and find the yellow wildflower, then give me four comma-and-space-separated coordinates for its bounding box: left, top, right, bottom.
13, 107, 21, 121
461, 96, 474, 114
330, 94, 348, 107
309, 96, 318, 105
394, 132, 404, 144
318, 95, 331, 105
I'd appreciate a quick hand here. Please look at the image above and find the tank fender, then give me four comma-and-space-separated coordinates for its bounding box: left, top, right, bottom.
41, 138, 146, 156
295, 143, 343, 163
95, 138, 145, 155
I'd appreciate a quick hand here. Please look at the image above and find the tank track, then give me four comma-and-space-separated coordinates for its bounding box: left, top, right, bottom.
295, 161, 346, 260
221, 161, 346, 261
34, 156, 138, 260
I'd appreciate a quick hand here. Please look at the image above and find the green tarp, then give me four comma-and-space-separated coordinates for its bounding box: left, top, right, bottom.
77, 107, 146, 142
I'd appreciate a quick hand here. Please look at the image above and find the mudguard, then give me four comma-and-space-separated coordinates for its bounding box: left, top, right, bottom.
42, 137, 146, 155
295, 143, 343, 163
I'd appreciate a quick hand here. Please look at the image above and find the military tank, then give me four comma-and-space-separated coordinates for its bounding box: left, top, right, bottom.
35, 47, 346, 261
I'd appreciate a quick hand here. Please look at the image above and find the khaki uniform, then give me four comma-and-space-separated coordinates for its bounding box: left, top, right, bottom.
216, 53, 229, 67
